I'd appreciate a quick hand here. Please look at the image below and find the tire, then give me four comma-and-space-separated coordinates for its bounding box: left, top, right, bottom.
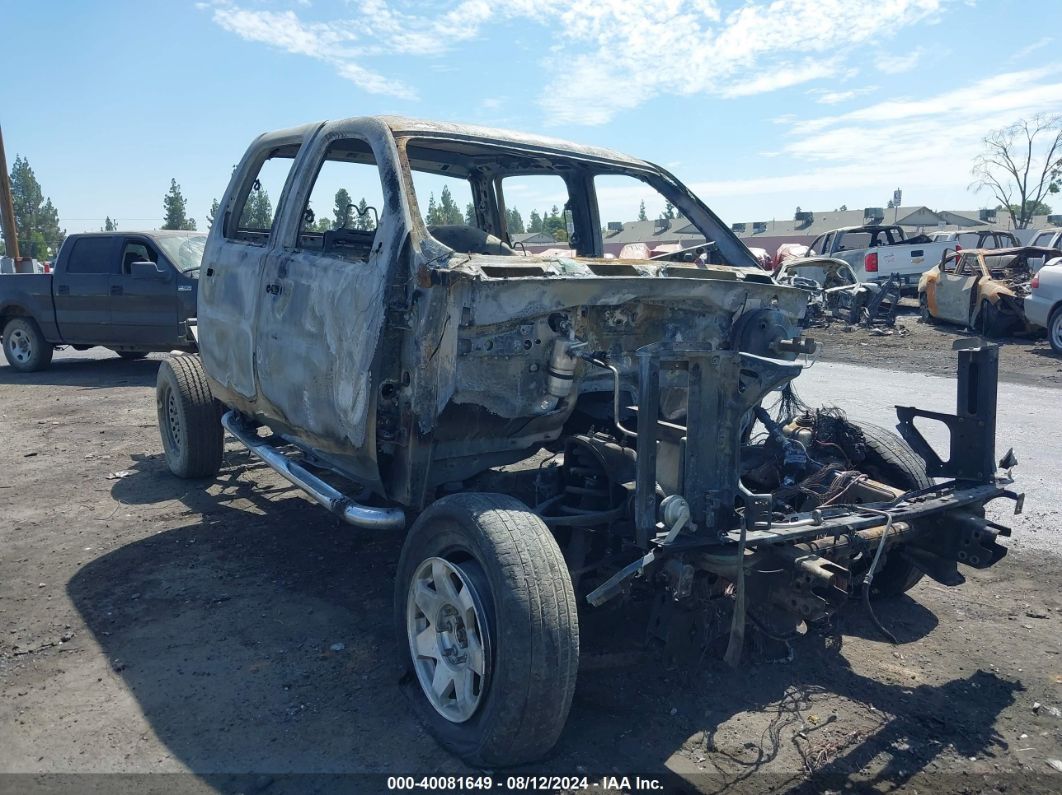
1048, 305, 1062, 355
3, 317, 54, 372
849, 421, 930, 598
156, 355, 223, 478
117, 351, 148, 361
918, 292, 934, 324
977, 299, 1009, 338
395, 493, 579, 767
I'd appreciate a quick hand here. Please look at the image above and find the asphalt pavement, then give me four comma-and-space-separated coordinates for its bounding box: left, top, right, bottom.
796, 359, 1059, 555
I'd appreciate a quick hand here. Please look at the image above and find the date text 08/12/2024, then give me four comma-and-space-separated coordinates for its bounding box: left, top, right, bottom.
386, 775, 664, 790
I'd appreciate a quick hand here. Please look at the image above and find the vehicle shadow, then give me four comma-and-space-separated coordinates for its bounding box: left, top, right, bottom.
0, 353, 161, 389
1028, 346, 1061, 361
66, 452, 1019, 793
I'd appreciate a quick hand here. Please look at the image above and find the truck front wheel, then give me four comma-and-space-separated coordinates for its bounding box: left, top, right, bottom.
395, 493, 579, 767
3, 317, 54, 372
156, 355, 223, 479
848, 421, 930, 597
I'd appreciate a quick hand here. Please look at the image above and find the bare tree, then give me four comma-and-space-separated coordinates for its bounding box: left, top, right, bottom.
971, 114, 1062, 229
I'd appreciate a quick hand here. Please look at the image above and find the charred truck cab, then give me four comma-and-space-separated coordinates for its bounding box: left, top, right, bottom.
156, 117, 1021, 767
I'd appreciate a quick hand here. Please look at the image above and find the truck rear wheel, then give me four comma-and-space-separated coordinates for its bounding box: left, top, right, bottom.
849, 421, 930, 598
156, 355, 223, 479
3, 317, 53, 372
395, 493, 579, 767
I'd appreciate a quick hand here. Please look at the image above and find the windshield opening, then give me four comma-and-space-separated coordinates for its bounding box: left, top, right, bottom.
155, 234, 206, 273
398, 136, 746, 266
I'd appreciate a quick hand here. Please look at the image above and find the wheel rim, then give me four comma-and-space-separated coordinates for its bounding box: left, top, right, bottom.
160, 385, 182, 456
406, 556, 489, 723
1052, 315, 1062, 350
7, 329, 31, 363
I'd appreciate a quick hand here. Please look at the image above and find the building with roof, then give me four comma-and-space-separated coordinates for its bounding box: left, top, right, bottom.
599, 217, 707, 256
510, 231, 557, 253
730, 206, 1062, 255
512, 205, 1060, 259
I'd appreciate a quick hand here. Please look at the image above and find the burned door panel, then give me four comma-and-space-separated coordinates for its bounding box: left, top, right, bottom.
199, 133, 308, 404
934, 266, 979, 325
251, 127, 405, 464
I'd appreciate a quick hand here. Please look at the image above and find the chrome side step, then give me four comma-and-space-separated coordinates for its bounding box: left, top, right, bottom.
221, 411, 406, 531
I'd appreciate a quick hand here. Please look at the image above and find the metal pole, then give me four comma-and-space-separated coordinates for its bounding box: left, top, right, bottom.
0, 124, 19, 261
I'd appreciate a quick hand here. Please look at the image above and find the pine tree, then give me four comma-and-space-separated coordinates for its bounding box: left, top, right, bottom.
528, 209, 543, 233
104, 216, 116, 231
506, 207, 525, 234
637, 200, 647, 222
241, 188, 272, 230
206, 198, 219, 229
425, 192, 439, 226
353, 197, 374, 230
543, 205, 567, 241
465, 203, 476, 226
9, 155, 65, 258
162, 178, 196, 230
333, 189, 353, 228
659, 201, 675, 221
438, 185, 462, 225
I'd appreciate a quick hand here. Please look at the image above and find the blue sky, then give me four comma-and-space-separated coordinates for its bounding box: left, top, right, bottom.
2, 0, 1060, 240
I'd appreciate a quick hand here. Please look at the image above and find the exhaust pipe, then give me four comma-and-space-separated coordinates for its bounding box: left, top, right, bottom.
221, 411, 406, 531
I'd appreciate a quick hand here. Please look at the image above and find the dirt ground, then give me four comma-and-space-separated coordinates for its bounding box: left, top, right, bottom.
1, 351, 1061, 795
812, 302, 1062, 388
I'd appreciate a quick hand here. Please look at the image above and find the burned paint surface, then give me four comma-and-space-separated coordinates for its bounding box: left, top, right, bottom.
919, 247, 1054, 332
190, 116, 1020, 700
197, 115, 806, 499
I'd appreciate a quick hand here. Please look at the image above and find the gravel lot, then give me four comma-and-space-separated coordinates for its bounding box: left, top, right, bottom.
1, 343, 1060, 794
814, 303, 1062, 388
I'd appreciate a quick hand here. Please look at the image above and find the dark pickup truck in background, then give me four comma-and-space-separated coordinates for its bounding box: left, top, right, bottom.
0, 230, 204, 371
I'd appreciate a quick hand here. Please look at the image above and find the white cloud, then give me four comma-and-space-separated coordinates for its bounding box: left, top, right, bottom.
809, 86, 878, 105
693, 65, 1062, 204
203, 0, 948, 122
209, 5, 417, 98
1012, 36, 1052, 62
874, 47, 925, 74
537, 0, 944, 123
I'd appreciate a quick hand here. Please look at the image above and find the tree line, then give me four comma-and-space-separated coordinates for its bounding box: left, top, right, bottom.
1, 156, 65, 259
423, 185, 574, 241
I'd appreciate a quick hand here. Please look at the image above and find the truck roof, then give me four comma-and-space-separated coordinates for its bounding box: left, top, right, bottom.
827, 224, 904, 233
376, 115, 648, 168
65, 230, 207, 239
253, 115, 653, 173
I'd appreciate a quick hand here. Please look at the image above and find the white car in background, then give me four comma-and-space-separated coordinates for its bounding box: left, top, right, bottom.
1026, 228, 1062, 272
1029, 228, 1062, 249
1026, 255, 1062, 353
927, 229, 1019, 250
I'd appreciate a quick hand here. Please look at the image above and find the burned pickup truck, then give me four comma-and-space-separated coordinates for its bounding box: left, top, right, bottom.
774, 256, 900, 327
156, 117, 1020, 767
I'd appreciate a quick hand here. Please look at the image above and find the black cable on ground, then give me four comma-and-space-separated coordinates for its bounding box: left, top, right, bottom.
861, 507, 899, 645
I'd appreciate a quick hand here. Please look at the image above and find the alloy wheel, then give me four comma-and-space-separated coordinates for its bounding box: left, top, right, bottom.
406, 556, 490, 723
